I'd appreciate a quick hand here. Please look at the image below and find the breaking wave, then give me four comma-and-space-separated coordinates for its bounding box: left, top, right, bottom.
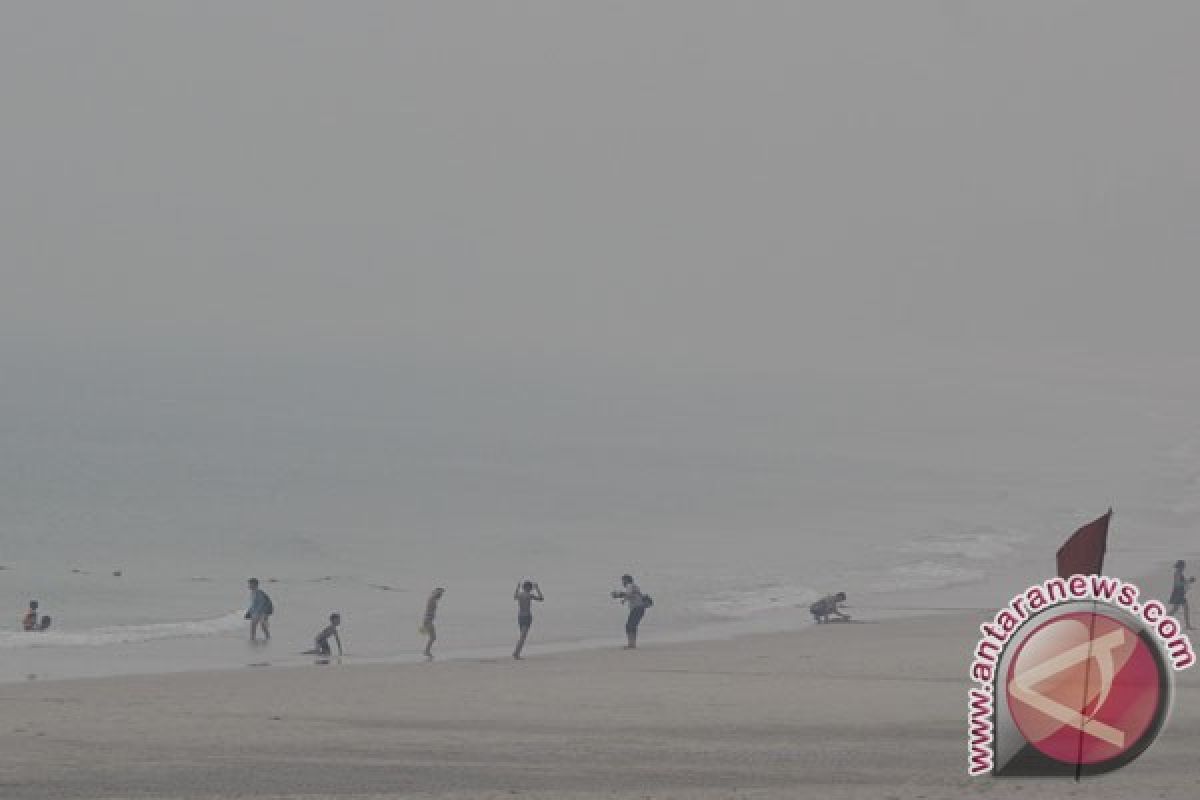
0, 612, 245, 649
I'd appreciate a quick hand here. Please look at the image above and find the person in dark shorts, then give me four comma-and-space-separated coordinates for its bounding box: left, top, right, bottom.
421, 587, 445, 659
809, 592, 850, 624
1168, 560, 1195, 630
304, 613, 343, 657
512, 580, 544, 660
245, 578, 273, 642
612, 574, 650, 649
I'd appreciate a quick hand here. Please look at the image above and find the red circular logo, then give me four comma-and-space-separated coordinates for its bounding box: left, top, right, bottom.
1006, 611, 1164, 765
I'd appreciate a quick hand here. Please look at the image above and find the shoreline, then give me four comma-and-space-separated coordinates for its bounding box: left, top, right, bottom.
1, 597, 975, 687
5, 609, 963, 691
3, 609, 1196, 799
6, 565, 1176, 688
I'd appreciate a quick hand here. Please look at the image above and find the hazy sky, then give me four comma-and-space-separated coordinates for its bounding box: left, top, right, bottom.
3, 2, 1198, 372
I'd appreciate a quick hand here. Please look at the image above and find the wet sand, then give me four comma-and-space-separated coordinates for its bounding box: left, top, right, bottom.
1, 611, 1197, 799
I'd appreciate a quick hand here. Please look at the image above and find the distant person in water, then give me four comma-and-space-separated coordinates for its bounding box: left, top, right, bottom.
1169, 560, 1195, 630
612, 574, 652, 649
810, 592, 850, 624
303, 613, 343, 657
245, 578, 273, 641
512, 580, 544, 660
22, 601, 39, 632
421, 587, 445, 659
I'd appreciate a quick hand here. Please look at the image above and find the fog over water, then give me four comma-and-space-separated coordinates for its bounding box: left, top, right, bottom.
2, 3, 1198, 680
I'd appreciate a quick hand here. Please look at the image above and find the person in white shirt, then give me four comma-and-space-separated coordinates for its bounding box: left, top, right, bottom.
612, 574, 648, 649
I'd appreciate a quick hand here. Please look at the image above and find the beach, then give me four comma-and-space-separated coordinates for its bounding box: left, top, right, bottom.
3, 611, 1197, 799
5, 1, 1200, 797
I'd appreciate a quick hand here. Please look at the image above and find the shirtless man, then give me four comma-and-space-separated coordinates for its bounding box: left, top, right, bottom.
421, 588, 445, 659
512, 581, 544, 660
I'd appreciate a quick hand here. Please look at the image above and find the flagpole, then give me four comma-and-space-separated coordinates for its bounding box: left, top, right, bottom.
1073, 506, 1111, 782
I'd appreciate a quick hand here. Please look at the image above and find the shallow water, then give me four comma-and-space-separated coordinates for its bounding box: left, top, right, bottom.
1, 352, 1194, 682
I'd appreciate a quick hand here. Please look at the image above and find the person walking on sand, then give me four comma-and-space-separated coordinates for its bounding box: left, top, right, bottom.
512, 580, 544, 660
421, 587, 445, 659
245, 578, 274, 642
611, 574, 652, 649
1169, 560, 1196, 630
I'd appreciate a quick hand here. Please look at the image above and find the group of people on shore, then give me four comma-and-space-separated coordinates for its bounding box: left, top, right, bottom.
248, 562, 1197, 654
16, 562, 1193, 656
246, 573, 656, 661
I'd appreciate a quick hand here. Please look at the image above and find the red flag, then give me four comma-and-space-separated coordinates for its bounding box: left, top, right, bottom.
1056, 509, 1111, 578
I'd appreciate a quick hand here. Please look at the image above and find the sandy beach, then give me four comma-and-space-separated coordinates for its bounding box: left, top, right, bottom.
7, 1, 1200, 798
2, 611, 1197, 800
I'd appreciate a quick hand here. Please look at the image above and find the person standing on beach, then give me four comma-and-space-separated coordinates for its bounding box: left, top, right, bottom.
1169, 560, 1196, 630
245, 578, 273, 642
421, 587, 445, 659
512, 580, 544, 660
612, 574, 650, 649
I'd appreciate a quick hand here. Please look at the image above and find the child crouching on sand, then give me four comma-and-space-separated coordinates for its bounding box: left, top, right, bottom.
304, 613, 343, 657
810, 592, 850, 624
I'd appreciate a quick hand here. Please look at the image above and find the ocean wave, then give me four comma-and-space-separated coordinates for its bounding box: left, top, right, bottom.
898, 527, 1029, 561
868, 561, 986, 593
702, 584, 820, 619
0, 612, 245, 650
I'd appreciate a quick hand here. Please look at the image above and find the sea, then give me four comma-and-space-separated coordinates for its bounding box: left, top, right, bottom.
2, 348, 1196, 683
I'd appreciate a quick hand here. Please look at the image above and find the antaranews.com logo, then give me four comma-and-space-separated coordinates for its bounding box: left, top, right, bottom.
967, 574, 1195, 777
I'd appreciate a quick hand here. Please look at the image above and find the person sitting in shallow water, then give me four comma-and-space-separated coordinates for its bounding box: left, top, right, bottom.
810, 592, 850, 624
22, 601, 39, 632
